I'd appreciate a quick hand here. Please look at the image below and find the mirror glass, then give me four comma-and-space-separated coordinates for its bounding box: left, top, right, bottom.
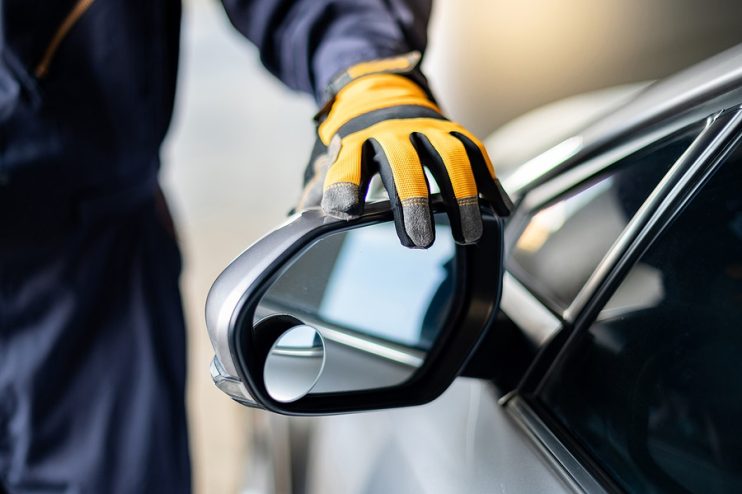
256, 215, 457, 393
263, 325, 325, 402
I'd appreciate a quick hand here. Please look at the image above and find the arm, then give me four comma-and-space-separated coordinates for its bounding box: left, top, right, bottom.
220, 0, 432, 101
221, 0, 512, 249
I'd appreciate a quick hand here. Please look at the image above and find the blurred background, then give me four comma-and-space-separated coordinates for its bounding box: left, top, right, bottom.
159, 0, 741, 492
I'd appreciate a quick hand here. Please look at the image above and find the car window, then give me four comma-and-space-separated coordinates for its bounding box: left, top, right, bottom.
536, 144, 742, 493
509, 127, 700, 310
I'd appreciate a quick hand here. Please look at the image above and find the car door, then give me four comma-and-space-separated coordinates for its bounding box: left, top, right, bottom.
511, 110, 742, 493
302, 104, 741, 493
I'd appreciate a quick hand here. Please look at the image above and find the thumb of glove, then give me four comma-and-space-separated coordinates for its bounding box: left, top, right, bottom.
297, 135, 342, 211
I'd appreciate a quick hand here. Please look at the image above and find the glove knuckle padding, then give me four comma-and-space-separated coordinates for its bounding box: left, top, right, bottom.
318, 75, 439, 145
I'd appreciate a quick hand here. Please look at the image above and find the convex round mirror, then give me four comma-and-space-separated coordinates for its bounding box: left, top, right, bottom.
263, 324, 325, 403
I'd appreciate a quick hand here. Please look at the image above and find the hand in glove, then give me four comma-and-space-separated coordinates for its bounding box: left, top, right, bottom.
298, 53, 512, 248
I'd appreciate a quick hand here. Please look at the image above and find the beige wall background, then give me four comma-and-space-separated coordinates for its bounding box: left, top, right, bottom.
161, 1, 740, 492
425, 0, 741, 136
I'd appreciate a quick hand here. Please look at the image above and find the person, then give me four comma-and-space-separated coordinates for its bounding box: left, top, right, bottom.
0, 0, 510, 492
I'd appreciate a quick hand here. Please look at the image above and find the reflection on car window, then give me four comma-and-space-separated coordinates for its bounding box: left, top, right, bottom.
258, 219, 456, 350
510, 127, 699, 309
538, 145, 742, 493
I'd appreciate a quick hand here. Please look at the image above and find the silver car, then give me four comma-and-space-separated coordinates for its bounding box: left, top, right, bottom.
208, 44, 742, 494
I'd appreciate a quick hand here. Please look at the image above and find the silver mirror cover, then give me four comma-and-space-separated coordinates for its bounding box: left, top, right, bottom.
205, 198, 506, 415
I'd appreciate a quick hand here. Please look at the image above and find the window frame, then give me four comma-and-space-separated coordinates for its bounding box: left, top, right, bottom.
498, 107, 742, 493
504, 118, 711, 320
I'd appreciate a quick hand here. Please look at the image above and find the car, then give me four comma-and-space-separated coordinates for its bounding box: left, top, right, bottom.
207, 44, 742, 493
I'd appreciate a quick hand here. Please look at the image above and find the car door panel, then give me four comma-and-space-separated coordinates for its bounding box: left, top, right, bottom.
307, 379, 572, 494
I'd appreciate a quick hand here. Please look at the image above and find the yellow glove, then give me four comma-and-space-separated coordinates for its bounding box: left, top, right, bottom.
299, 55, 511, 248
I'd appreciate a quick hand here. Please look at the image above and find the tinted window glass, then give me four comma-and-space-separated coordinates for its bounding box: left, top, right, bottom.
510, 129, 698, 309
538, 145, 742, 493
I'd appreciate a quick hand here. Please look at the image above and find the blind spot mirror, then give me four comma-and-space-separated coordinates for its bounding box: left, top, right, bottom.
263, 324, 325, 403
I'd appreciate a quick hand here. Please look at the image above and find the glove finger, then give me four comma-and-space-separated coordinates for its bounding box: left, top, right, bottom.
370, 134, 433, 248
451, 130, 513, 216
298, 137, 338, 209
321, 134, 366, 219
417, 131, 482, 244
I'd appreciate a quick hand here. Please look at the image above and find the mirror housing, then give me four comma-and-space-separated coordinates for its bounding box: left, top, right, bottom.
205, 199, 505, 415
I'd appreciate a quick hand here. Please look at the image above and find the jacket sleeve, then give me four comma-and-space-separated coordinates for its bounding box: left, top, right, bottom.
219, 0, 432, 102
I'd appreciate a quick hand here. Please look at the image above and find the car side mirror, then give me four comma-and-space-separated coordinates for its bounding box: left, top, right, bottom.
205, 198, 505, 415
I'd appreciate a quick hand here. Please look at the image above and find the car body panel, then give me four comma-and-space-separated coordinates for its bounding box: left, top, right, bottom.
503, 44, 742, 195
306, 379, 572, 494
485, 82, 651, 179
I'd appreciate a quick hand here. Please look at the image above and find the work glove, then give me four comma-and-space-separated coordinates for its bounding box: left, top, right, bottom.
298, 53, 512, 248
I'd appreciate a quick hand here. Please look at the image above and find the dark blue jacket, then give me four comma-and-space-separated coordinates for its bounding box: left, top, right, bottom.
0, 0, 430, 206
